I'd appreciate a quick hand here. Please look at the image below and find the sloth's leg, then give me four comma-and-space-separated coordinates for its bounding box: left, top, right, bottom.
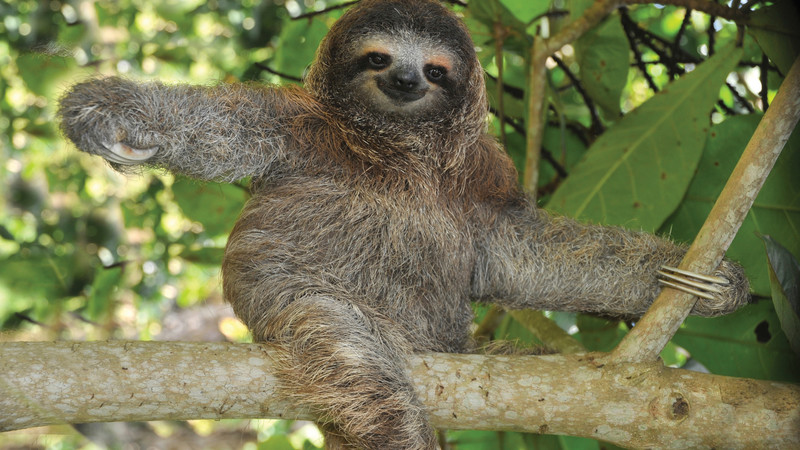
262, 295, 436, 450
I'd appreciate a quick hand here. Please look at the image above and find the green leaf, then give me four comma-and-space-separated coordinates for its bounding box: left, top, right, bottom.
762, 235, 800, 357
498, 0, 550, 24
575, 315, 625, 352
179, 246, 226, 265
16, 53, 80, 97
86, 265, 124, 320
468, 0, 530, 53
0, 253, 69, 302
486, 77, 526, 118
257, 435, 295, 450
547, 44, 743, 231
662, 115, 800, 296
748, 0, 800, 76
672, 301, 800, 383
469, 0, 526, 33
537, 125, 588, 193
272, 17, 329, 80
171, 178, 248, 237
575, 14, 628, 118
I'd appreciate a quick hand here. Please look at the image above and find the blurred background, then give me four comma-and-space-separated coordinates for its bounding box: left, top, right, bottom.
1, 0, 798, 449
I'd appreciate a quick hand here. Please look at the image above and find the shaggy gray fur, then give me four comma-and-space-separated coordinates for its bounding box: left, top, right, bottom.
58, 0, 750, 448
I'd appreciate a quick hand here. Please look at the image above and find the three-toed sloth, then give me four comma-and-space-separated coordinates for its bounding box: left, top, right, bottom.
58, 0, 750, 448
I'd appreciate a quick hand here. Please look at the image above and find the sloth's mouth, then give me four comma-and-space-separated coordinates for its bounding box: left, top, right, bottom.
377, 84, 427, 104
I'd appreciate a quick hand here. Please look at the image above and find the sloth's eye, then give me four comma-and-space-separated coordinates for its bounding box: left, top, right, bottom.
425, 66, 447, 82
367, 53, 390, 69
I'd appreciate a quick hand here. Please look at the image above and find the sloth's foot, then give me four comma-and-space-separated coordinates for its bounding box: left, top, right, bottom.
657, 265, 730, 300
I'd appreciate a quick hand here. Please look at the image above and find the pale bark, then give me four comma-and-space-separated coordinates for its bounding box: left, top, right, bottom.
2, 341, 798, 448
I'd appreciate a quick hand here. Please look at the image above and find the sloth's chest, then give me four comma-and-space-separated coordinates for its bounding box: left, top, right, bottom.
240, 179, 475, 292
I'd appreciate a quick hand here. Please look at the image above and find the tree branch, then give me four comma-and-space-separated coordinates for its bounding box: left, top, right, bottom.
525, 0, 625, 196
623, 0, 749, 24
508, 310, 585, 354
1, 341, 798, 448
613, 54, 800, 363
523, 35, 549, 197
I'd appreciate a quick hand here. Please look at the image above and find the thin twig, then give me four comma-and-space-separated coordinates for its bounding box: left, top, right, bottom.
494, 22, 508, 150
484, 73, 525, 99
526, 10, 570, 29
621, 8, 659, 92
707, 15, 717, 57
508, 310, 585, 354
623, 0, 749, 23
760, 54, 770, 110
488, 107, 570, 178
551, 55, 604, 134
674, 8, 692, 54
291, 1, 359, 20
254, 62, 302, 82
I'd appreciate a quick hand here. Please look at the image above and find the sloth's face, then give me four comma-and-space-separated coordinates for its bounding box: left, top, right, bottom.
346, 33, 461, 117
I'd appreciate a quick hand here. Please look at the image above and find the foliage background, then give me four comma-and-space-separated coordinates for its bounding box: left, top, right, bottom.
1, 0, 798, 449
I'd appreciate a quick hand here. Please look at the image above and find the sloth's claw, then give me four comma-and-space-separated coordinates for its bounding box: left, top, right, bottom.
657, 265, 729, 300
101, 142, 157, 164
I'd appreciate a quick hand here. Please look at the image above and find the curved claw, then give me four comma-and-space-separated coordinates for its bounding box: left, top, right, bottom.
657, 265, 729, 300
101, 142, 157, 165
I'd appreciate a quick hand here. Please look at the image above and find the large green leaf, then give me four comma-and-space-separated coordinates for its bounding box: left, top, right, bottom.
575, 14, 629, 118
748, 0, 800, 76
662, 115, 800, 296
547, 44, 743, 231
672, 301, 800, 383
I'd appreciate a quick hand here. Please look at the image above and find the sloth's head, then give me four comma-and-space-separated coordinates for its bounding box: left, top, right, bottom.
306, 0, 487, 134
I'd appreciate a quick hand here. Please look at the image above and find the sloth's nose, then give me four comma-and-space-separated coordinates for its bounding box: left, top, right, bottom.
392, 69, 421, 91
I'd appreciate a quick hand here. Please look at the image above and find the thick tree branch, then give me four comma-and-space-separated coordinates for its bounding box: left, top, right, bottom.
613, 54, 800, 362
1, 341, 798, 448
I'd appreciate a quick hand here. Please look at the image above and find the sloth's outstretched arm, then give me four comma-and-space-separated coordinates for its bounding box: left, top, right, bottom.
472, 204, 751, 318
58, 77, 305, 181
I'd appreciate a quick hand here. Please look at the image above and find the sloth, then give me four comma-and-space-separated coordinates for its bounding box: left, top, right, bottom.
58, 0, 750, 448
